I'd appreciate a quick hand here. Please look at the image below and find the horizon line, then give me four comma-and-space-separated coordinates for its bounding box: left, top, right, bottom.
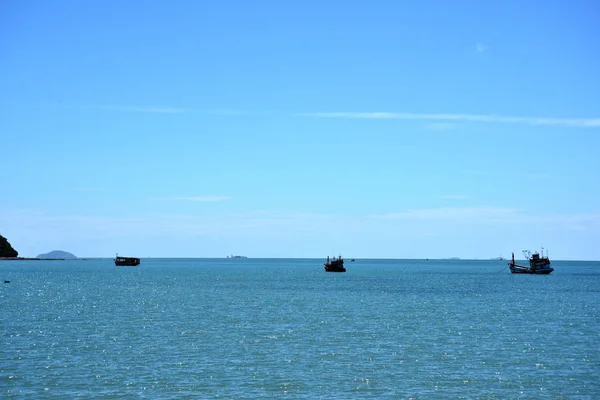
7, 256, 598, 262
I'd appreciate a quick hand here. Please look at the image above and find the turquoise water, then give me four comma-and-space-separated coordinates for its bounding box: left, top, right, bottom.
1, 258, 599, 399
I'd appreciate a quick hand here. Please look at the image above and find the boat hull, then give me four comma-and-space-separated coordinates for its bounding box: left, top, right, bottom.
509, 264, 553, 274
115, 257, 140, 266
324, 255, 346, 272
324, 261, 345, 272
508, 251, 553, 274
324, 265, 346, 272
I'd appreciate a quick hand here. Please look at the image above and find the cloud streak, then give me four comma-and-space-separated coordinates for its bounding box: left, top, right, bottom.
370, 206, 600, 230
371, 206, 520, 222
150, 196, 231, 202
438, 195, 467, 200
99, 105, 251, 116
301, 112, 600, 128
39, 103, 600, 128
3, 207, 600, 259
101, 105, 187, 114
73, 187, 106, 192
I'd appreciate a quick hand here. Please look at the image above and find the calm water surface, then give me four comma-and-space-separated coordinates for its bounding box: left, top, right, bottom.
1, 258, 599, 399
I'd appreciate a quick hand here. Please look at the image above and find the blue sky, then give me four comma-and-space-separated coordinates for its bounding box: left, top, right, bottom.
1, 0, 599, 259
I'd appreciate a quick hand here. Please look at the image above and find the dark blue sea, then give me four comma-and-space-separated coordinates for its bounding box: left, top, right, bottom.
1, 258, 599, 399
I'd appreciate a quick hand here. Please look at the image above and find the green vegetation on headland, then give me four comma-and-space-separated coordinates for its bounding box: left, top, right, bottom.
0, 234, 18, 258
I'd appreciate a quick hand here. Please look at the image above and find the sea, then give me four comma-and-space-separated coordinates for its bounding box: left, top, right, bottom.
1, 258, 599, 399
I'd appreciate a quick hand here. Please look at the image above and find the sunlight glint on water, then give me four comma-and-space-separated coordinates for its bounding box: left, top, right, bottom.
1, 258, 599, 398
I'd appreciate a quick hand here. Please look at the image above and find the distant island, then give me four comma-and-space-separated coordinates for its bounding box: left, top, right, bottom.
37, 250, 77, 259
0, 234, 18, 258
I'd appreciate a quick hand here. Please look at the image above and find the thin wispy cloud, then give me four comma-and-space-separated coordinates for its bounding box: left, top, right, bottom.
521, 173, 551, 180
463, 169, 488, 176
202, 108, 252, 116
3, 207, 599, 259
426, 122, 458, 131
37, 104, 600, 128
73, 187, 106, 192
150, 196, 231, 202
301, 112, 600, 128
6, 207, 598, 241
36, 103, 188, 114
96, 105, 250, 116
371, 206, 520, 222
370, 206, 600, 230
476, 43, 489, 52
102, 105, 187, 114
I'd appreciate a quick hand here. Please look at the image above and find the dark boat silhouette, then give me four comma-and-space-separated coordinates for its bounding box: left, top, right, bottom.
509, 249, 553, 274
324, 255, 346, 272
114, 254, 140, 266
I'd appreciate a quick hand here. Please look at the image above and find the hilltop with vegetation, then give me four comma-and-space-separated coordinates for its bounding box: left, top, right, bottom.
0, 234, 18, 258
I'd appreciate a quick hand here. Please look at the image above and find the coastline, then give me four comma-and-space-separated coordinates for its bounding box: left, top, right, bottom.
0, 257, 89, 261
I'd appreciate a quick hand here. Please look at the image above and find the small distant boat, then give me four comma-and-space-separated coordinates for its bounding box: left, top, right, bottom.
324, 255, 346, 272
509, 249, 553, 274
227, 255, 247, 259
115, 254, 140, 266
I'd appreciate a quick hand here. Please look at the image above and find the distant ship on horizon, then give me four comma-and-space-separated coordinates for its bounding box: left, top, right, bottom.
227, 255, 247, 259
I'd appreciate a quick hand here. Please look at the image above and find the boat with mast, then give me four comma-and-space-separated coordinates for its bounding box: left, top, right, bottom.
324, 255, 346, 272
508, 248, 553, 274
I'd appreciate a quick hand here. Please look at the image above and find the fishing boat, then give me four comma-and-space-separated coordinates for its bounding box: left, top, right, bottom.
508, 249, 553, 274
324, 255, 346, 272
114, 254, 140, 266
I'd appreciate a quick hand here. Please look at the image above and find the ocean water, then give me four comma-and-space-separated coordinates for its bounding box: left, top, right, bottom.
1, 258, 599, 399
